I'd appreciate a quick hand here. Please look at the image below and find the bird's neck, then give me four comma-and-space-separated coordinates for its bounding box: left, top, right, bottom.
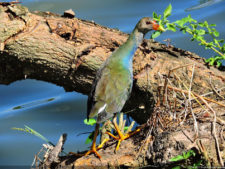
120, 29, 144, 68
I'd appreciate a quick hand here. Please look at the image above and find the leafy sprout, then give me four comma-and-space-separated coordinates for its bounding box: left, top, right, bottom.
84, 118, 96, 126
170, 150, 196, 162
169, 150, 202, 169
12, 125, 54, 146
83, 118, 97, 144
152, 4, 225, 67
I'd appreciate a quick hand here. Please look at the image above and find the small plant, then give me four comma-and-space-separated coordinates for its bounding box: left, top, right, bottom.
152, 4, 225, 67
169, 150, 202, 169
83, 118, 97, 144
12, 125, 54, 146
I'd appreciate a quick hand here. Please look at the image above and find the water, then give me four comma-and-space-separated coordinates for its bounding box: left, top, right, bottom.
0, 0, 225, 166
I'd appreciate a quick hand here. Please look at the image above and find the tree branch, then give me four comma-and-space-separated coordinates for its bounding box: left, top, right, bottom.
0, 4, 224, 123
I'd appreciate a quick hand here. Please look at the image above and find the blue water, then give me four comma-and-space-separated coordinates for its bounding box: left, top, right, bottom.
0, 0, 225, 166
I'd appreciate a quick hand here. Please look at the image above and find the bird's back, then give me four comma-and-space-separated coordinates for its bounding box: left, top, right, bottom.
87, 51, 133, 123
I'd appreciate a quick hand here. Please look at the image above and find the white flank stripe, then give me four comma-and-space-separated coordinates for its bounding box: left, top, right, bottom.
97, 104, 106, 114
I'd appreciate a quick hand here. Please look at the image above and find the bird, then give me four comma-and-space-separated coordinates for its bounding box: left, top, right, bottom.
85, 17, 164, 158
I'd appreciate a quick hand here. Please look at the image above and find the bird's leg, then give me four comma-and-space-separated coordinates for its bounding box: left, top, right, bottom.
97, 120, 112, 149
106, 114, 144, 151
84, 123, 102, 159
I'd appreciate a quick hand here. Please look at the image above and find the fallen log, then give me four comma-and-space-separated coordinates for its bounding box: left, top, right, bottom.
1, 4, 225, 168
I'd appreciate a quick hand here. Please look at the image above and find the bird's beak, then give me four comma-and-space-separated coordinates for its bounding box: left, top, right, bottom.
152, 21, 165, 32
157, 25, 165, 32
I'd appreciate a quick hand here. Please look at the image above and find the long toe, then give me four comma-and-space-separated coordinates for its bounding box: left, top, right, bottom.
106, 126, 143, 151
85, 147, 102, 159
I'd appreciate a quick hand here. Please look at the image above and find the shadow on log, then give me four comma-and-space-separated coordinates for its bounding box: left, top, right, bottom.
1, 4, 225, 168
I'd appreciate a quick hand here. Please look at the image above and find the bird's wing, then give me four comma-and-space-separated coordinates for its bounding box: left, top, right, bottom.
87, 65, 132, 122
87, 67, 103, 120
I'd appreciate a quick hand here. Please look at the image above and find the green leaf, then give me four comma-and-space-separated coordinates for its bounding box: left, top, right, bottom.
158, 14, 162, 20
184, 150, 195, 159
180, 26, 189, 34
214, 38, 220, 46
198, 22, 204, 27
216, 61, 222, 67
209, 24, 216, 27
166, 23, 176, 32
221, 44, 225, 52
151, 31, 161, 39
187, 15, 197, 23
169, 155, 184, 162
218, 39, 224, 43
153, 12, 158, 19
204, 21, 209, 27
124, 126, 129, 131
175, 15, 195, 27
206, 42, 215, 48
190, 23, 197, 30
175, 19, 186, 27
85, 131, 95, 144
197, 29, 206, 35
205, 58, 215, 65
191, 37, 195, 41
213, 31, 219, 37
84, 118, 96, 126
205, 58, 212, 63
196, 35, 203, 41
163, 4, 172, 18
215, 55, 222, 60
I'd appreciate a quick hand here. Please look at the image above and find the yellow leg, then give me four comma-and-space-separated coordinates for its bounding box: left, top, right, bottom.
97, 138, 109, 149
106, 115, 144, 151
84, 123, 102, 159
69, 123, 110, 159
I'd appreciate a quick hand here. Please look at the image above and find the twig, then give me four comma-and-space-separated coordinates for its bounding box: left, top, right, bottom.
196, 139, 211, 167
188, 64, 198, 138
167, 85, 225, 108
45, 134, 67, 166
119, 113, 123, 131
197, 87, 225, 99
197, 96, 224, 166
210, 75, 225, 99
179, 100, 189, 125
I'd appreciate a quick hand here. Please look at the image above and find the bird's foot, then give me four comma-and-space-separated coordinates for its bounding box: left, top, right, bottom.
69, 149, 101, 159
97, 138, 110, 149
84, 145, 102, 159
68, 139, 109, 159
84, 138, 110, 159
106, 127, 142, 151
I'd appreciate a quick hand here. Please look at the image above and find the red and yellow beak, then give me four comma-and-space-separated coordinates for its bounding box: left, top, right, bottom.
152, 20, 165, 32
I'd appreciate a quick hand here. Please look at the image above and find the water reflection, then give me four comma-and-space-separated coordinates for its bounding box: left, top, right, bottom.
12, 98, 54, 110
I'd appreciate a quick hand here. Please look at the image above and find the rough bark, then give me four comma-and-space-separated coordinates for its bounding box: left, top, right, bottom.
1, 4, 224, 124
1, 4, 225, 168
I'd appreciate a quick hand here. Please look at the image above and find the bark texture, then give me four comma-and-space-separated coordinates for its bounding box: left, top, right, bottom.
1, 4, 225, 168
1, 4, 224, 124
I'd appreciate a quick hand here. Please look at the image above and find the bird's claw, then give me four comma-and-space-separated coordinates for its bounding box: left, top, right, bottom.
106, 126, 142, 151
85, 147, 102, 159
84, 138, 110, 159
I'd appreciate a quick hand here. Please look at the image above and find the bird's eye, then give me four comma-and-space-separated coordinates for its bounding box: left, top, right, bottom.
146, 21, 152, 25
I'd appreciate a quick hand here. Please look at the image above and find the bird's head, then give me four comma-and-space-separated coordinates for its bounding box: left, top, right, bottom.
136, 17, 165, 34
